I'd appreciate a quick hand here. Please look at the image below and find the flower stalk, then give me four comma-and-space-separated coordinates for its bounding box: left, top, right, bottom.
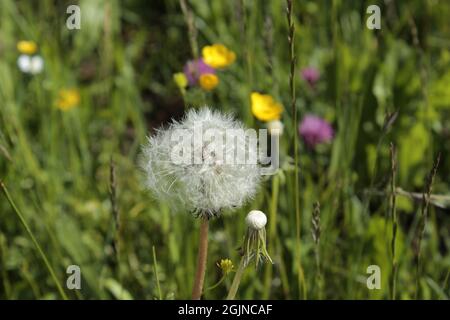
192, 217, 209, 299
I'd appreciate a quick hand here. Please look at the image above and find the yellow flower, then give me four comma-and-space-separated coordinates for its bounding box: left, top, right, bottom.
202, 44, 236, 69
217, 259, 234, 275
199, 73, 219, 91
173, 72, 188, 89
251, 92, 283, 122
56, 89, 80, 111
17, 41, 38, 55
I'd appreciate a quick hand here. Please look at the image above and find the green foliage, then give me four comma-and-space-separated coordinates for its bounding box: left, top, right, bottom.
0, 0, 449, 300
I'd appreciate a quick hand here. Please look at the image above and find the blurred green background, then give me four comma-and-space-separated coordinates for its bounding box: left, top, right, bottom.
0, 0, 449, 299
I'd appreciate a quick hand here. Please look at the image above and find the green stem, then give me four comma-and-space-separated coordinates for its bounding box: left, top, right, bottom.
263, 174, 279, 298
389, 144, 398, 300
286, 0, 306, 299
0, 180, 68, 300
152, 246, 163, 300
226, 258, 246, 300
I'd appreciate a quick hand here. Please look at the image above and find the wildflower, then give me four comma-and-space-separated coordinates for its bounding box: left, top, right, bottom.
202, 44, 236, 69
183, 58, 215, 86
299, 115, 334, 148
17, 55, 44, 75
56, 89, 80, 111
199, 73, 219, 91
250, 92, 283, 122
217, 259, 234, 275
301, 67, 320, 87
173, 72, 188, 89
267, 120, 284, 136
17, 41, 37, 55
141, 107, 261, 217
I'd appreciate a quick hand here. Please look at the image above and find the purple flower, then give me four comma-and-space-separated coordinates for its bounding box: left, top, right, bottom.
299, 115, 334, 148
183, 58, 215, 86
301, 67, 320, 87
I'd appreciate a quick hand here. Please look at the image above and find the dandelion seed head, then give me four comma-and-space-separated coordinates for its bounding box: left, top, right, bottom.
141, 107, 261, 217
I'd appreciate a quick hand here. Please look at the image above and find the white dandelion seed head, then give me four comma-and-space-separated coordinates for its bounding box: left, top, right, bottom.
245, 210, 267, 230
141, 107, 261, 217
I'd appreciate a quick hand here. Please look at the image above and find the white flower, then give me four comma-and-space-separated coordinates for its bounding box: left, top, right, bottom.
245, 210, 267, 230
141, 107, 261, 217
17, 54, 44, 74
267, 120, 283, 136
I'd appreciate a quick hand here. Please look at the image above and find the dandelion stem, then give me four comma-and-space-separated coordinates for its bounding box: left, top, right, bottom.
0, 180, 68, 300
226, 257, 246, 300
192, 217, 209, 299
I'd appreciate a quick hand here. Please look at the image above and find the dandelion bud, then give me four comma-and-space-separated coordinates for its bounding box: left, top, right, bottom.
245, 210, 267, 230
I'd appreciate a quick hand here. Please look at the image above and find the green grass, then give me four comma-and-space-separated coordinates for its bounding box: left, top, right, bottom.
0, 0, 449, 299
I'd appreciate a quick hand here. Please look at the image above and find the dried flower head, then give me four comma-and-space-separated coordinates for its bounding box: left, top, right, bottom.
141, 107, 261, 217
242, 210, 272, 267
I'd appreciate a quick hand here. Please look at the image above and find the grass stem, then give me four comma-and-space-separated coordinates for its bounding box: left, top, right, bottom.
0, 180, 68, 300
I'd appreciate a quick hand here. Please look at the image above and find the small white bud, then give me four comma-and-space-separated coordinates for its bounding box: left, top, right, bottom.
267, 120, 283, 136
245, 210, 267, 230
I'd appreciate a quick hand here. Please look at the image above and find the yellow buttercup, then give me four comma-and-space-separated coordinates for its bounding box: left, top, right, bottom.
251, 92, 283, 122
199, 73, 219, 91
202, 44, 236, 69
56, 89, 80, 111
17, 41, 38, 55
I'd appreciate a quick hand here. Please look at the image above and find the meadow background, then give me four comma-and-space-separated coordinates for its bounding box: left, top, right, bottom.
0, 0, 449, 300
